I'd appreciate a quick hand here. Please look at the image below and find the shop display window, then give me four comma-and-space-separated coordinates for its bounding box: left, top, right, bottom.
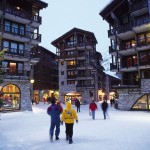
2, 84, 20, 110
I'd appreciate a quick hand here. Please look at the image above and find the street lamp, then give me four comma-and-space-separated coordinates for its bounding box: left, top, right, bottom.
30, 79, 34, 84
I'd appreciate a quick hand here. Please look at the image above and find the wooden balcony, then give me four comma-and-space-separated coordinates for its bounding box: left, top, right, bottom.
139, 58, 150, 66
67, 75, 76, 79
131, 0, 148, 13
110, 63, 118, 71
0, 24, 41, 42
64, 42, 93, 49
1, 69, 30, 80
0, 3, 42, 24
109, 46, 116, 54
134, 15, 150, 27
67, 65, 76, 69
76, 84, 94, 88
137, 36, 150, 47
108, 15, 150, 38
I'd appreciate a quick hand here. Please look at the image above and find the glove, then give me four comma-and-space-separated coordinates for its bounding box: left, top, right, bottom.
76, 120, 78, 123
60, 121, 63, 125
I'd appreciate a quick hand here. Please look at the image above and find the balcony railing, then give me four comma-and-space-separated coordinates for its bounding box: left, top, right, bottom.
67, 75, 76, 79
76, 84, 94, 88
109, 46, 116, 53
131, 0, 148, 12
1, 24, 41, 42
108, 28, 116, 37
139, 58, 150, 66
64, 42, 93, 49
76, 64, 86, 67
1, 69, 30, 80
77, 74, 92, 78
137, 36, 150, 47
67, 65, 76, 69
134, 15, 150, 27
108, 15, 150, 37
110, 63, 117, 70
113, 58, 150, 69
1, 46, 37, 59
0, 3, 42, 24
117, 23, 132, 34
108, 23, 132, 36
119, 43, 136, 50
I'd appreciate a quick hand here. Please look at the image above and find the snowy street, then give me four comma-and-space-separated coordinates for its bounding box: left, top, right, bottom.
0, 102, 150, 150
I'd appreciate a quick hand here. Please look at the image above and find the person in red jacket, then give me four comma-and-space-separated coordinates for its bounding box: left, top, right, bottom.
89, 100, 98, 120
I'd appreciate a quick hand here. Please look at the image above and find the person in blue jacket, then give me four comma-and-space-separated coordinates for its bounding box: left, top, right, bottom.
47, 99, 63, 142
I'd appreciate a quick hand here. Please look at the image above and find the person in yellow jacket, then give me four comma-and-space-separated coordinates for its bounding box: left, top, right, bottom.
61, 101, 78, 144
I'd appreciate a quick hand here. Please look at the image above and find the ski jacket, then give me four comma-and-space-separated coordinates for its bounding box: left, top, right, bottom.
47, 104, 62, 122
89, 102, 97, 111
75, 99, 81, 107
61, 102, 78, 124
102, 101, 108, 111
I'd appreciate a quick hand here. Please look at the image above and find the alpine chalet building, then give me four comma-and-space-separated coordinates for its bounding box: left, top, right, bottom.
52, 28, 105, 104
0, 0, 48, 111
100, 0, 150, 110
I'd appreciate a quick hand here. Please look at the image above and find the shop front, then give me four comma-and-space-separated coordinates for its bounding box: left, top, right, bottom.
65, 92, 81, 105
33, 90, 59, 103
132, 94, 150, 110
1, 84, 21, 111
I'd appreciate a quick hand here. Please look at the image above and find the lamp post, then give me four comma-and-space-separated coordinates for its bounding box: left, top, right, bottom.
30, 48, 40, 104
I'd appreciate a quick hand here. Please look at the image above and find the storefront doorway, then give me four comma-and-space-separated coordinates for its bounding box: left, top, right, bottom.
1, 84, 21, 111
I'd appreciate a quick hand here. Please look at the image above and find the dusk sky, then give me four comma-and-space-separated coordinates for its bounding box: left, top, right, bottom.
39, 0, 111, 56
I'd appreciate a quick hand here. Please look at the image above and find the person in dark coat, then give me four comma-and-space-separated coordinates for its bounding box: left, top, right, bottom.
75, 98, 81, 113
101, 100, 108, 119
47, 99, 63, 142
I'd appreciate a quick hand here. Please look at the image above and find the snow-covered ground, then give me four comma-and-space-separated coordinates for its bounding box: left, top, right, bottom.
0, 102, 150, 150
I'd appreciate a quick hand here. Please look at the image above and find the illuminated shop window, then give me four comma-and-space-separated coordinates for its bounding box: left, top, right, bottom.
132, 95, 150, 110
2, 84, 20, 110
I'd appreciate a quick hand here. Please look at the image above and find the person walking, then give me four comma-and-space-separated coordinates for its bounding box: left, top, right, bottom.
101, 100, 108, 119
47, 99, 63, 142
61, 101, 78, 144
75, 98, 81, 113
89, 100, 98, 120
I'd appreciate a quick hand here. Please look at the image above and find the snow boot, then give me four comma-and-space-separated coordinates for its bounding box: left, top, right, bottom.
66, 135, 69, 141
55, 136, 59, 140
69, 137, 73, 144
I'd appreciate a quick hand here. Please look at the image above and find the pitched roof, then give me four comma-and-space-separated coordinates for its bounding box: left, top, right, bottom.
27, 0, 48, 9
51, 27, 97, 47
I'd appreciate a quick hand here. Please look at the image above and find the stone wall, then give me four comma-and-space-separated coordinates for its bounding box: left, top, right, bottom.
141, 79, 150, 93
117, 79, 150, 110
117, 88, 144, 110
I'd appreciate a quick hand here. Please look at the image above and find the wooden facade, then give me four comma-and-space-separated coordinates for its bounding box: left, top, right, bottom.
52, 28, 106, 104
